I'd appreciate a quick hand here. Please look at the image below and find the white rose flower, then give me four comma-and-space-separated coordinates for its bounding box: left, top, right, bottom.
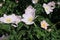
22, 14, 34, 25
43, 3, 53, 14
0, 14, 21, 24
41, 20, 49, 30
0, 14, 21, 27
0, 14, 15, 23
22, 5, 36, 25
32, 0, 39, 4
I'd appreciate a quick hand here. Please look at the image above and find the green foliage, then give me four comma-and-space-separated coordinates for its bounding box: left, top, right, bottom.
0, 0, 60, 40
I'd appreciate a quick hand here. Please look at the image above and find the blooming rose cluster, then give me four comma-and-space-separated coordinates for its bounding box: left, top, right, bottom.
43, 1, 55, 14
0, 5, 36, 27
0, 1, 56, 30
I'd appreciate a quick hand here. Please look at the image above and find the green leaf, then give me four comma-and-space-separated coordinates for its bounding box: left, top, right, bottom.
0, 23, 11, 32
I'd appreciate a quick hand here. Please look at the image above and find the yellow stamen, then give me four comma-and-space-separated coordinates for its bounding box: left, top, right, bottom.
28, 17, 33, 22
6, 18, 11, 23
45, 7, 48, 10
41, 23, 46, 27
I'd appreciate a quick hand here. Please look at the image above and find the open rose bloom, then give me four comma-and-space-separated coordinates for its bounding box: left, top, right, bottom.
22, 5, 36, 25
41, 20, 49, 30
0, 14, 21, 27
43, 1, 55, 14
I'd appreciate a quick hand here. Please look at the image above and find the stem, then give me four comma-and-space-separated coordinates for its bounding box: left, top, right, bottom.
52, 22, 60, 27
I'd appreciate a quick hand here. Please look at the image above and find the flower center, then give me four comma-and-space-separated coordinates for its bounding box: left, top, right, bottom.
6, 18, 11, 23
45, 7, 48, 10
28, 17, 33, 22
42, 23, 46, 27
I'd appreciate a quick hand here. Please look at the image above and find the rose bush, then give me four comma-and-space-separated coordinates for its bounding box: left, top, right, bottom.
0, 0, 60, 40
